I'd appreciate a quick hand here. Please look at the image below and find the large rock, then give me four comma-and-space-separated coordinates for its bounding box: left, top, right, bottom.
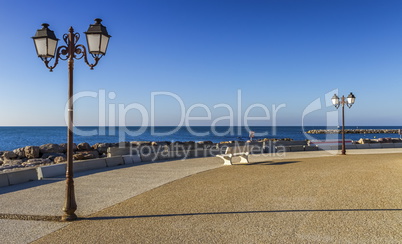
183, 141, 196, 148
392, 138, 402, 143
378, 138, 392, 143
152, 141, 171, 146
54, 156, 67, 164
39, 143, 63, 154
3, 159, 23, 167
3, 151, 17, 160
23, 158, 51, 166
59, 143, 77, 152
58, 144, 67, 153
42, 153, 66, 161
73, 151, 99, 160
92, 143, 113, 155
13, 148, 25, 158
131, 141, 151, 147
196, 141, 214, 148
24, 146, 40, 159
77, 142, 91, 151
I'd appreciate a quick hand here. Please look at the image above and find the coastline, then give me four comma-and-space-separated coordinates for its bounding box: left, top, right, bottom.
0, 126, 402, 152
1, 135, 402, 174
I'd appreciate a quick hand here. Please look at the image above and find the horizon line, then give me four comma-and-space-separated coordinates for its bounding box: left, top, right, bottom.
0, 125, 401, 127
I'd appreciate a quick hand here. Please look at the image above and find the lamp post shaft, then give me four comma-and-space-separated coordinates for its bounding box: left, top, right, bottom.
341, 96, 346, 155
62, 27, 77, 221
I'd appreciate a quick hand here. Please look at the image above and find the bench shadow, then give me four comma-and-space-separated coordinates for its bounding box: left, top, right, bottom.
243, 161, 300, 166
84, 208, 402, 221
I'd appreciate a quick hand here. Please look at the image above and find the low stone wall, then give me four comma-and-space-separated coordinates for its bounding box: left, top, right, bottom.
0, 157, 129, 187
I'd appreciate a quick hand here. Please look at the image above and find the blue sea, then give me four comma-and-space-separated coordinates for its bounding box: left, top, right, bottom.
0, 126, 401, 151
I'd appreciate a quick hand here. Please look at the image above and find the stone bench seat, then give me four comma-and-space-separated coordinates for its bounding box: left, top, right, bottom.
216, 145, 250, 165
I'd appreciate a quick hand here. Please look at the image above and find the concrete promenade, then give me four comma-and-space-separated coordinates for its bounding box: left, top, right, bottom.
0, 148, 401, 243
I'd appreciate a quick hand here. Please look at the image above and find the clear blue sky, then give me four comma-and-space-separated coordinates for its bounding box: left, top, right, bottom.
1, 0, 402, 126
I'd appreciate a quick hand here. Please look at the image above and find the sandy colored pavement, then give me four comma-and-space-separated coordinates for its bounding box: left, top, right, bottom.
33, 153, 402, 244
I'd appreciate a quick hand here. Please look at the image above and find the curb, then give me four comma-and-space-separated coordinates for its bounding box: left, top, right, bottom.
37, 164, 66, 179
7, 168, 38, 185
0, 155, 140, 187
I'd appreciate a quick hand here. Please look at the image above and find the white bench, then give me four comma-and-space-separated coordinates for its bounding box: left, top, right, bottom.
216, 145, 250, 165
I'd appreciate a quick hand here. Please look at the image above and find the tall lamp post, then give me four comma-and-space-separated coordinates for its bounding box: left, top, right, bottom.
32, 19, 111, 221
331, 92, 356, 155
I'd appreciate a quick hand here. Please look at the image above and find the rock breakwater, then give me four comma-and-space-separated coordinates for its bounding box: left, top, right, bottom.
307, 129, 400, 134
0, 138, 293, 172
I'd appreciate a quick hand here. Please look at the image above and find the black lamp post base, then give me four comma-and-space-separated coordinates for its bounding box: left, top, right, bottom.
61, 213, 78, 221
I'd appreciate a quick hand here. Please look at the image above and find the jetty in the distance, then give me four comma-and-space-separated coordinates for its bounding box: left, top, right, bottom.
306, 129, 400, 134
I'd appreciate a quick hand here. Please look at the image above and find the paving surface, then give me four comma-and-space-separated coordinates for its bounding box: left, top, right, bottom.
0, 148, 401, 243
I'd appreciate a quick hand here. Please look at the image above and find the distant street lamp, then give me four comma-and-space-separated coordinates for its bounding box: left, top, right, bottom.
331, 92, 356, 155
32, 19, 111, 221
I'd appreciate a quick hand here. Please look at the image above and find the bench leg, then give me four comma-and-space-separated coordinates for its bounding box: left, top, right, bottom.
217, 156, 233, 165
239, 155, 249, 163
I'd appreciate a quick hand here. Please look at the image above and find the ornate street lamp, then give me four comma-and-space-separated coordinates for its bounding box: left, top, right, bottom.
332, 92, 356, 155
32, 19, 110, 221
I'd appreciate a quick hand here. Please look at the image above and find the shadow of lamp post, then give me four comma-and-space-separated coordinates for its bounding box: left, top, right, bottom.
331, 92, 356, 155
32, 19, 111, 221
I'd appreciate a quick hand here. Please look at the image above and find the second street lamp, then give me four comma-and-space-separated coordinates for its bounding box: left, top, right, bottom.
32, 19, 111, 221
331, 92, 356, 155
